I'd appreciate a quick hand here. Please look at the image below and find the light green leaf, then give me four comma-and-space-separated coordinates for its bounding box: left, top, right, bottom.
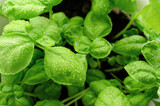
84, 11, 112, 40
124, 61, 157, 85
74, 36, 92, 54
141, 1, 160, 33
44, 47, 87, 86
113, 35, 147, 55
2, 0, 46, 19
34, 99, 64, 106
0, 34, 34, 75
86, 69, 106, 84
92, 0, 114, 15
22, 59, 49, 85
51, 12, 69, 27
90, 38, 112, 59
113, 0, 137, 14
70, 16, 84, 26
109, 79, 122, 90
123, 76, 148, 91
95, 86, 130, 106
39, 0, 63, 7
2, 20, 30, 35
142, 41, 160, 69
27, 16, 62, 47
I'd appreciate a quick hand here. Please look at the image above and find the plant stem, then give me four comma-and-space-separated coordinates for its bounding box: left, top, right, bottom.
110, 72, 123, 84
75, 101, 78, 106
104, 66, 123, 72
49, 7, 53, 19
36, 44, 45, 50
24, 92, 37, 97
65, 89, 88, 106
113, 11, 141, 39
61, 88, 89, 104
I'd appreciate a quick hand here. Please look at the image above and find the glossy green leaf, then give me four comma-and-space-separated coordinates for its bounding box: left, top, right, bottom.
113, 0, 137, 14
0, 34, 34, 75
109, 79, 122, 90
84, 11, 112, 40
95, 86, 130, 106
22, 59, 49, 85
2, 20, 31, 35
51, 12, 69, 27
90, 38, 112, 59
44, 47, 86, 86
92, 0, 114, 15
124, 61, 157, 85
82, 89, 97, 106
2, 0, 46, 19
89, 80, 112, 96
34, 80, 62, 100
113, 35, 147, 55
74, 36, 92, 54
34, 99, 64, 106
1, 72, 22, 85
27, 16, 62, 47
86, 69, 106, 84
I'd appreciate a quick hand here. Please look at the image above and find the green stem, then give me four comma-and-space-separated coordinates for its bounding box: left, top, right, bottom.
49, 7, 53, 19
24, 92, 37, 97
75, 101, 78, 106
104, 66, 123, 72
110, 72, 123, 84
62, 88, 89, 104
36, 44, 45, 50
65, 89, 88, 106
113, 11, 141, 39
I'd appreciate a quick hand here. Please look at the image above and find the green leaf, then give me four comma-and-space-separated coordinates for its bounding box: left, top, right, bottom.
86, 69, 106, 84
113, 35, 147, 55
124, 61, 157, 85
113, 0, 137, 14
82, 89, 97, 106
27, 16, 62, 47
39, 0, 63, 7
34, 80, 62, 100
88, 57, 98, 68
89, 80, 112, 96
84, 11, 112, 40
90, 38, 112, 59
22, 59, 49, 85
127, 93, 151, 106
2, 0, 46, 19
141, 2, 160, 33
1, 72, 22, 85
8, 97, 31, 106
141, 41, 160, 69
70, 16, 84, 26
34, 99, 64, 106
2, 20, 31, 35
109, 79, 122, 90
67, 86, 84, 97
123, 28, 139, 38
44, 47, 87, 86
107, 56, 116, 66
92, 0, 114, 15
95, 86, 130, 106
123, 76, 148, 91
51, 12, 69, 27
0, 34, 34, 75
74, 36, 92, 54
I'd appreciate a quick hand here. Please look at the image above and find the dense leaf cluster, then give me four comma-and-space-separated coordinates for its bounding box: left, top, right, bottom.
0, 0, 160, 105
